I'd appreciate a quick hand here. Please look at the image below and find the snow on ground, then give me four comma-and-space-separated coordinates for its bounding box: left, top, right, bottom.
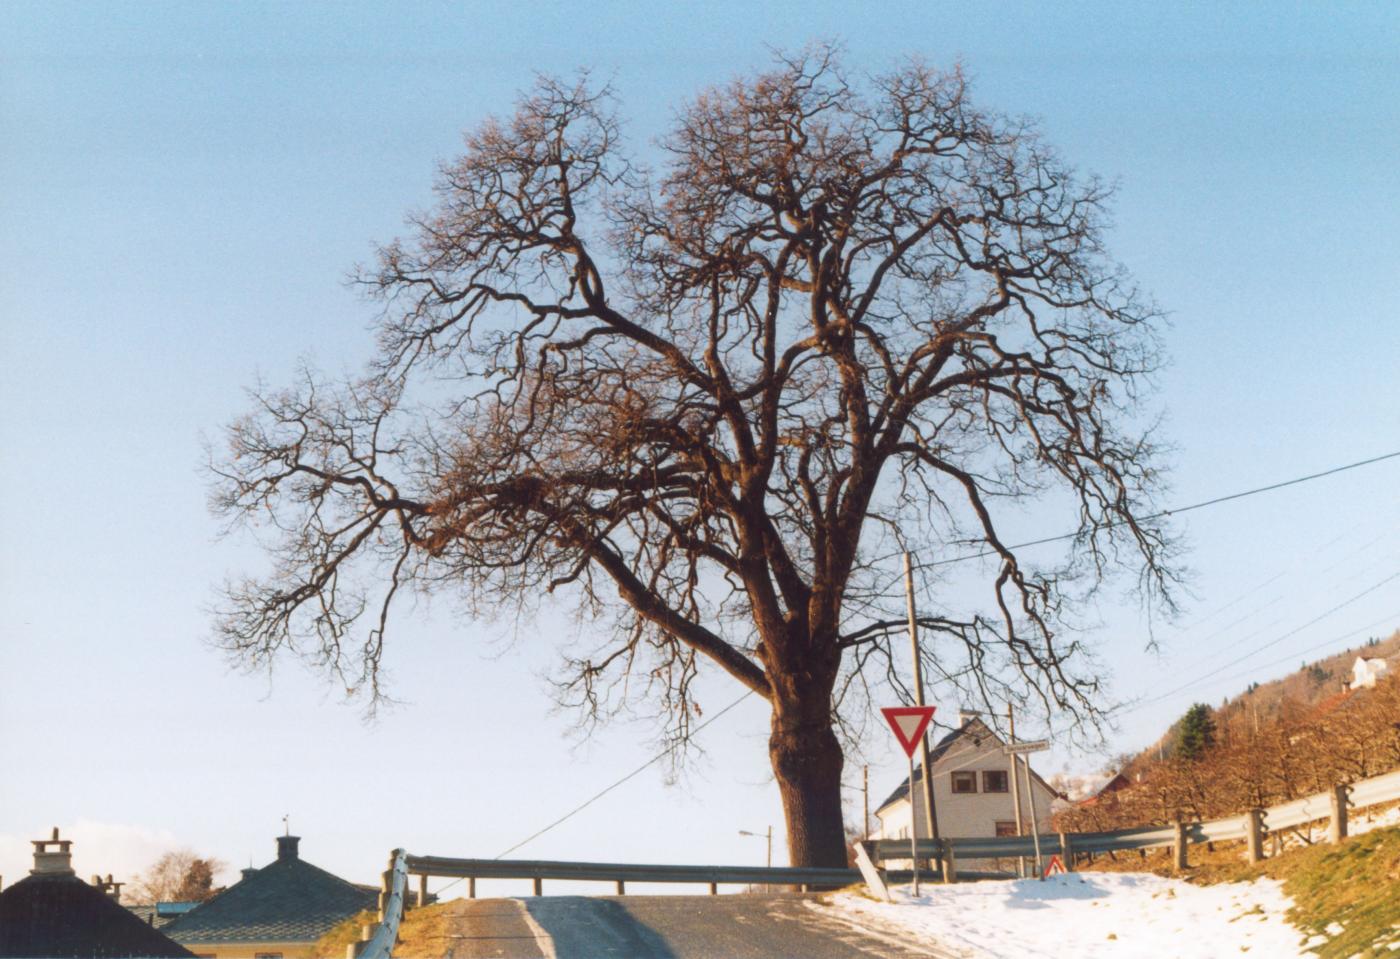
1348, 801, 1400, 837
829, 873, 1311, 958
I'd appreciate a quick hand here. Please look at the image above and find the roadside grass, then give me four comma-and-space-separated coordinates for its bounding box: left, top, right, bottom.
312, 903, 457, 958
1081, 824, 1400, 958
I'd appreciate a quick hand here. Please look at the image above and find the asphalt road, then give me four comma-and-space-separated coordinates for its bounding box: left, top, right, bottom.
416, 893, 956, 959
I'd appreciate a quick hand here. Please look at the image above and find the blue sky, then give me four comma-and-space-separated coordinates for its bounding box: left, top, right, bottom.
2, 1, 1398, 890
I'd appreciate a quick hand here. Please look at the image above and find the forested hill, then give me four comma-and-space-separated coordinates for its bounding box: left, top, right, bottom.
1134, 628, 1400, 772
1056, 627, 1400, 831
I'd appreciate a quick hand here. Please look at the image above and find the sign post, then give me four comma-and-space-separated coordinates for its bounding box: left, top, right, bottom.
881, 705, 937, 896
1004, 740, 1050, 879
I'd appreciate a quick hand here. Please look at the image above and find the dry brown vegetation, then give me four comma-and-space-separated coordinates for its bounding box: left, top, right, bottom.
1058, 639, 1400, 832
313, 905, 458, 958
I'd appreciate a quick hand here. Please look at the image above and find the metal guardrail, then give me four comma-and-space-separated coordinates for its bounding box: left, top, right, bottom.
864, 763, 1400, 871
352, 848, 408, 959
349, 763, 1400, 950
405, 854, 859, 891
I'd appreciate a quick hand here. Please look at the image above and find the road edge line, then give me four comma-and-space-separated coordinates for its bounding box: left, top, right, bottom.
516, 899, 558, 959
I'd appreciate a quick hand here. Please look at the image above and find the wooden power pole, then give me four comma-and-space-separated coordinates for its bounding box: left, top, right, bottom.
904, 552, 940, 842
862, 765, 871, 840
1008, 705, 1025, 877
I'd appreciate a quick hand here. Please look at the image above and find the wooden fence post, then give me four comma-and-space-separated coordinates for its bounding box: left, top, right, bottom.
1329, 784, 1350, 843
1244, 809, 1265, 864
377, 870, 391, 922
1171, 821, 1188, 872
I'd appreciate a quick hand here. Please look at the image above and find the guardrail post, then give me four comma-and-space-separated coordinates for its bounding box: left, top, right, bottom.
532, 877, 543, 896
1059, 833, 1074, 872
1329, 784, 1350, 843
709, 882, 718, 895
417, 873, 427, 909
378, 870, 391, 922
939, 840, 956, 884
616, 880, 625, 895
1171, 821, 1188, 872
468, 877, 476, 899
1244, 809, 1265, 864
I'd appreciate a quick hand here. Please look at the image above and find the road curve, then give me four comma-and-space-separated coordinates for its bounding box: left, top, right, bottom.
413, 893, 957, 959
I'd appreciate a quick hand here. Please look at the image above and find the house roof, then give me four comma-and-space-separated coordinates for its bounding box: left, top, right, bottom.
875, 718, 1061, 813
0, 873, 196, 958
160, 837, 375, 945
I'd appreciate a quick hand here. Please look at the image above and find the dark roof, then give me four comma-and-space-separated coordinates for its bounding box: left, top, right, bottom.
126, 901, 200, 930
161, 839, 375, 944
0, 873, 196, 958
875, 718, 1061, 813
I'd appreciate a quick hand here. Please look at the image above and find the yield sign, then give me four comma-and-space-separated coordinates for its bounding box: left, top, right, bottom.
881, 706, 937, 758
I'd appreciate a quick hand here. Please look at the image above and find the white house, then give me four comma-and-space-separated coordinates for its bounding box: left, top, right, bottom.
873, 714, 1059, 850
1350, 656, 1391, 690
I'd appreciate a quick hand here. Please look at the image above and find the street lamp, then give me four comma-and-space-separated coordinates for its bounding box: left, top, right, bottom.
739, 826, 773, 893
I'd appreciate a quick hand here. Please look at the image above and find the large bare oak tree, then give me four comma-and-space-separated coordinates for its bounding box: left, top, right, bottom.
211, 50, 1175, 868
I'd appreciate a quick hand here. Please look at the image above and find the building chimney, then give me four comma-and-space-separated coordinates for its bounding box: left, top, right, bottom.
276, 835, 301, 862
957, 709, 980, 727
241, 866, 259, 881
90, 873, 123, 901
31, 828, 74, 876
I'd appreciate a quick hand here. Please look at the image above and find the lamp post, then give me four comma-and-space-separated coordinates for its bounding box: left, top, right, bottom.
739, 827, 772, 893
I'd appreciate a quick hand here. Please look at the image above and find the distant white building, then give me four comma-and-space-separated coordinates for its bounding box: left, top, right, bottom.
872, 714, 1059, 850
1350, 656, 1391, 690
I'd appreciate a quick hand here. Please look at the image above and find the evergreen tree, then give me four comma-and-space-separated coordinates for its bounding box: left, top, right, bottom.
1175, 703, 1217, 761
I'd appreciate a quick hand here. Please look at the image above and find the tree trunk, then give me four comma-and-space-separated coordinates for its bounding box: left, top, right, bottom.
769, 705, 847, 870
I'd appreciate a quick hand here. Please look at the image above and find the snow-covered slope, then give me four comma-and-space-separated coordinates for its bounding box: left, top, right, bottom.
829, 873, 1311, 958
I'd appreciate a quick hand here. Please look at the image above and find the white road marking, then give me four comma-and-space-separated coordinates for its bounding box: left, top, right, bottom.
516, 899, 558, 959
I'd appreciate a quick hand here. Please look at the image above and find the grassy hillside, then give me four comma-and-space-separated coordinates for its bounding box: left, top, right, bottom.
313, 905, 457, 958
1085, 822, 1400, 958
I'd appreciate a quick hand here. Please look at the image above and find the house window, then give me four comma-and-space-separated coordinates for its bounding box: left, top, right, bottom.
951, 771, 977, 793
982, 770, 1009, 793
255, 954, 283, 959
995, 821, 1018, 837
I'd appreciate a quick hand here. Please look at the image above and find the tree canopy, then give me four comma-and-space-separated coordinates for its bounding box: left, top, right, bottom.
211, 48, 1177, 865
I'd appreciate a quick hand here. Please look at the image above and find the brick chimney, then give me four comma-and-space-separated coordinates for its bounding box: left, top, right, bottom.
31, 828, 74, 876
90, 873, 123, 901
276, 835, 301, 862
240, 866, 259, 881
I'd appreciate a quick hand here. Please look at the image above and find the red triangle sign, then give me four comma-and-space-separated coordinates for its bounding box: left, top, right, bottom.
881, 706, 937, 758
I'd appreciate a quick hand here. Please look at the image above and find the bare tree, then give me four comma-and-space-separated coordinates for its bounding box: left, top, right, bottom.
211, 48, 1176, 867
128, 850, 225, 904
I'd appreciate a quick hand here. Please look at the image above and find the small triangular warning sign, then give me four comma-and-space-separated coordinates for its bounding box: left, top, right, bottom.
880, 706, 937, 758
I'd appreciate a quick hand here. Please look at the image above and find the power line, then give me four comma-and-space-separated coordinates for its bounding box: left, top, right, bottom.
510, 693, 755, 858
1122, 569, 1400, 711
434, 449, 1400, 895
911, 448, 1400, 571
1168, 610, 1400, 701
430, 690, 757, 896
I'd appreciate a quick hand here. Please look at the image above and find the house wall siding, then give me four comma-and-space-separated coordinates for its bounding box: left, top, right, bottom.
874, 725, 1057, 840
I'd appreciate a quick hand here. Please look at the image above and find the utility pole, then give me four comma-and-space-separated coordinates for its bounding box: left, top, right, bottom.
903, 552, 940, 844
1004, 738, 1050, 879
1023, 754, 1044, 878
1007, 705, 1025, 878
863, 765, 871, 840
